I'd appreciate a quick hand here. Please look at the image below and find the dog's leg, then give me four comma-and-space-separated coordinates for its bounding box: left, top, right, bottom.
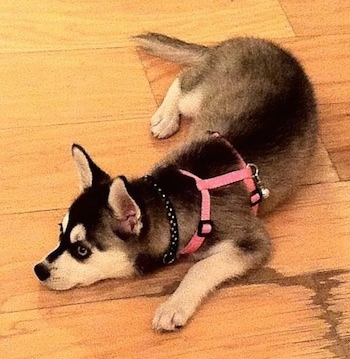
153, 243, 247, 332
151, 77, 182, 139
152, 236, 270, 332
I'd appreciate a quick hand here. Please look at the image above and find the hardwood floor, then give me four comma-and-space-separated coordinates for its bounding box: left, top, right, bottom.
1, 1, 349, 358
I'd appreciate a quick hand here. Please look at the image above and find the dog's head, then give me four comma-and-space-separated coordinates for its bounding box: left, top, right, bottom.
34, 145, 141, 290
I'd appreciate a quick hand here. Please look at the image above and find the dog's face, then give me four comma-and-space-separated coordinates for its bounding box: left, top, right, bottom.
34, 145, 141, 290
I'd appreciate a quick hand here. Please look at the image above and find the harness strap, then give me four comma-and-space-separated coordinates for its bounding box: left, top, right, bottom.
143, 133, 269, 263
179, 147, 264, 255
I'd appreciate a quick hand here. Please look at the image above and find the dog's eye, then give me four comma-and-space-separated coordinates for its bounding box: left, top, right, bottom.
77, 245, 88, 257
72, 244, 91, 260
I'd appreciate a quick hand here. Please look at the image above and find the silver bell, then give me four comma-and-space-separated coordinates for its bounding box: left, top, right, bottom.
261, 187, 270, 199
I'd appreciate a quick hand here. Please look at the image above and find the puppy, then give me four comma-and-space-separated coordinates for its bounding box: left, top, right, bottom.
34, 33, 318, 332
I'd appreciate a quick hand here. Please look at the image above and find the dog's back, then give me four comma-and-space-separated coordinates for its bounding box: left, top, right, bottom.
35, 35, 319, 331
134, 34, 318, 212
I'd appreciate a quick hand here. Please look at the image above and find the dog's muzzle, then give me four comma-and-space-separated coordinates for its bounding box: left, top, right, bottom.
34, 262, 51, 282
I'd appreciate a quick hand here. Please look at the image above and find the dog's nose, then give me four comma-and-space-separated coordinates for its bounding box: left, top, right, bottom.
34, 263, 50, 281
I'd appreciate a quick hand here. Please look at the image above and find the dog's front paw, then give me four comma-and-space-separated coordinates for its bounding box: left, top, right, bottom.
150, 109, 180, 139
152, 300, 191, 332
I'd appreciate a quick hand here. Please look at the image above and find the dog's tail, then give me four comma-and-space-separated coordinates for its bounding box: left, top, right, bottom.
132, 33, 208, 66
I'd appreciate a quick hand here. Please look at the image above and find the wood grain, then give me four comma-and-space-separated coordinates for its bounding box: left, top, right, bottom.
0, 1, 349, 358
280, 0, 350, 36
329, 272, 350, 355
0, 0, 293, 53
267, 182, 350, 275
320, 103, 350, 181
0, 286, 335, 359
1, 183, 349, 315
279, 35, 350, 105
0, 48, 155, 129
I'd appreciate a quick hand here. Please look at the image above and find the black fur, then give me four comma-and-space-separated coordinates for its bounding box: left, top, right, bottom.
34, 35, 317, 314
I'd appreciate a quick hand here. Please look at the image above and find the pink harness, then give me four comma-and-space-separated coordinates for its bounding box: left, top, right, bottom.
179, 136, 268, 255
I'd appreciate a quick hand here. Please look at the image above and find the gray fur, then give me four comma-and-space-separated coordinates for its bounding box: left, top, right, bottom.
132, 33, 207, 65
134, 34, 318, 211
35, 34, 318, 332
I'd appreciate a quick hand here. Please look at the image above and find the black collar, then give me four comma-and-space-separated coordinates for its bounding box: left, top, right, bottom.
143, 175, 179, 264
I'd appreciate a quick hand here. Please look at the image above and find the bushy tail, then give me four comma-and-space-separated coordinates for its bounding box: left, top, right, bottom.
132, 33, 208, 65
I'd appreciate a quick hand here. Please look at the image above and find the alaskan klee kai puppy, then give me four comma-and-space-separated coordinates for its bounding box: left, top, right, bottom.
34, 33, 317, 332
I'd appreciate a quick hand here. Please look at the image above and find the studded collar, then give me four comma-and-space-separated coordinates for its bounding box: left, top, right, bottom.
143, 175, 179, 264
143, 135, 269, 264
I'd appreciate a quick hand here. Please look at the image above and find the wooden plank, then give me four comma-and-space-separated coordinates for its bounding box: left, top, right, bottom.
0, 0, 293, 53
329, 272, 350, 355
280, 0, 350, 36
1, 182, 349, 315
0, 121, 339, 214
0, 285, 336, 359
320, 104, 350, 151
301, 139, 339, 185
319, 103, 350, 181
136, 53, 181, 106
328, 151, 350, 182
0, 120, 185, 214
0, 53, 338, 215
0, 48, 156, 129
267, 182, 350, 276
278, 35, 350, 105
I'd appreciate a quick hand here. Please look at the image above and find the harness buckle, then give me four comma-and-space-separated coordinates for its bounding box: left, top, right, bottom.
247, 163, 270, 207
197, 220, 214, 237
250, 188, 263, 206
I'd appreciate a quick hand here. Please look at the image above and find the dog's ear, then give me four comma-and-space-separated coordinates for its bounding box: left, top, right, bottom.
108, 177, 142, 236
71, 144, 111, 190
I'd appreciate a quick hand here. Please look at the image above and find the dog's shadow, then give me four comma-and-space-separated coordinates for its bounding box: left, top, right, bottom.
160, 265, 349, 306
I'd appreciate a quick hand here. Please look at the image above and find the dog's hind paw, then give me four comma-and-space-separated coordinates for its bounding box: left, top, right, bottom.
150, 108, 180, 139
152, 300, 190, 332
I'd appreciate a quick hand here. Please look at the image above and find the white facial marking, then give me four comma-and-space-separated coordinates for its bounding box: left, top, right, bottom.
70, 224, 86, 243
42, 247, 136, 291
62, 212, 70, 233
